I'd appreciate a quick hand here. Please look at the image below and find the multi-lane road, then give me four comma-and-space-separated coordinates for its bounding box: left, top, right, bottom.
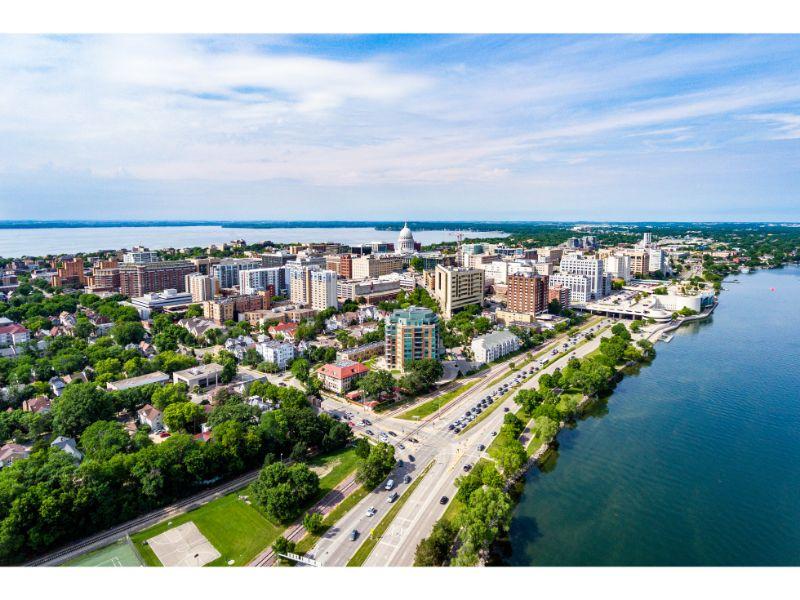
308, 318, 614, 566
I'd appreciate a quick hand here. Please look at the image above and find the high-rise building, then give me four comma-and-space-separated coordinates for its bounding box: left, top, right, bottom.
118, 260, 195, 297
239, 267, 286, 296
433, 264, 485, 318
203, 293, 267, 325
123, 249, 159, 264
351, 254, 404, 280
603, 253, 632, 282
628, 250, 650, 277
396, 222, 416, 255
548, 285, 570, 309
648, 248, 666, 274
549, 273, 592, 303
506, 272, 549, 314
185, 273, 218, 303
287, 264, 321, 306
384, 306, 442, 372
211, 258, 263, 289
559, 253, 606, 299
86, 259, 120, 293
326, 253, 353, 279
310, 269, 339, 311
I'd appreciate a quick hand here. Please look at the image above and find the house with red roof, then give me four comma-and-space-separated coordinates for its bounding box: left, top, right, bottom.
268, 321, 298, 341
0, 323, 29, 347
316, 360, 369, 394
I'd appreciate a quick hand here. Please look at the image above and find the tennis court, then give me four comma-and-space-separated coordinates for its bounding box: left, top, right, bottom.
147, 521, 221, 567
66, 538, 145, 567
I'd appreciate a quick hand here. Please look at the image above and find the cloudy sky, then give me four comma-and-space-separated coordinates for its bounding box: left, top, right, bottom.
1, 34, 799, 221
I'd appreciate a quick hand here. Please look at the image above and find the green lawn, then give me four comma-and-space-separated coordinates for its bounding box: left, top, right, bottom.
130, 447, 362, 567
397, 379, 479, 421
130, 490, 283, 567
347, 460, 435, 566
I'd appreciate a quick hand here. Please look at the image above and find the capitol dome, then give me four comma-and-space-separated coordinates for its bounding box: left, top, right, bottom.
397, 222, 415, 254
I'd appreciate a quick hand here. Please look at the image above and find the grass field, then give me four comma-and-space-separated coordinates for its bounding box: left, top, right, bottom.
397, 379, 479, 421
347, 460, 435, 566
130, 492, 283, 567
129, 447, 362, 567
65, 538, 144, 567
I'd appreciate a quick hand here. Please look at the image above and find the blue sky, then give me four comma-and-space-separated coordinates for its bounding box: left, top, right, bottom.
0, 34, 799, 221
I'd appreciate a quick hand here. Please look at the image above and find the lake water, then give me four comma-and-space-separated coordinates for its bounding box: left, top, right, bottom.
0, 226, 507, 257
509, 265, 800, 566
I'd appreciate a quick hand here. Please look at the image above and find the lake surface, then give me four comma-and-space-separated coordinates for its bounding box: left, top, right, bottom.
0, 226, 507, 257
509, 265, 800, 566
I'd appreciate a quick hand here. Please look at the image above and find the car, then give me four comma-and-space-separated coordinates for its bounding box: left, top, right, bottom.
448, 424, 455, 430
503, 407, 510, 412
387, 492, 399, 503
491, 431, 497, 436
366, 429, 374, 436
388, 431, 397, 437
398, 443, 405, 450
397, 460, 404, 467
366, 507, 377, 517
347, 421, 355, 427
453, 427, 461, 433
408, 455, 415, 462
350, 529, 359, 541
331, 413, 341, 420
404, 475, 412, 484
477, 444, 485, 451
385, 479, 394, 490
463, 463, 473, 472
380, 435, 389, 442
475, 408, 482, 414
408, 437, 418, 443
439, 496, 449, 505
363, 419, 371, 426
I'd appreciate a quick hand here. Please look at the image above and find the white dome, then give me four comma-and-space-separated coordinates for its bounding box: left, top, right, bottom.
398, 223, 414, 240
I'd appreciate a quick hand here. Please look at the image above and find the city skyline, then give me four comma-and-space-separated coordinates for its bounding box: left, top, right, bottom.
2, 34, 800, 221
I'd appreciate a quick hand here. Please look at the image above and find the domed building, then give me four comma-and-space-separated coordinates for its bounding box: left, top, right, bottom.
397, 222, 416, 254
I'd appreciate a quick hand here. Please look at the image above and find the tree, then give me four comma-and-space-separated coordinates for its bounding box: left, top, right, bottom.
532, 416, 558, 442
151, 383, 189, 411
453, 486, 512, 566
185, 304, 203, 318
414, 519, 457, 566
547, 298, 562, 315
162, 401, 204, 433
494, 436, 527, 478
110, 321, 145, 346
356, 442, 396, 489
611, 323, 632, 341
51, 383, 115, 438
271, 536, 296, 564
303, 512, 325, 535
357, 369, 395, 399
80, 420, 130, 461
354, 437, 371, 459
252, 462, 319, 522
290, 358, 310, 383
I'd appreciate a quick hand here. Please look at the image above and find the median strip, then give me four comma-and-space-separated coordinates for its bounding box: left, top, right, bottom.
346, 460, 436, 567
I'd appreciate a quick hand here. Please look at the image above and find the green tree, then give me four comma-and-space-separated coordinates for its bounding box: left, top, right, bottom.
80, 420, 130, 461
356, 442, 396, 488
110, 321, 146, 346
162, 401, 204, 433
51, 383, 115, 438
185, 304, 203, 318
151, 382, 189, 411
302, 511, 325, 535
357, 369, 395, 399
252, 462, 319, 522
414, 519, 457, 566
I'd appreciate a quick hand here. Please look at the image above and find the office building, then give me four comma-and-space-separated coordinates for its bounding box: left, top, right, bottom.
548, 285, 571, 309
119, 260, 195, 297
506, 272, 549, 314
559, 253, 606, 299
433, 264, 485, 318
384, 306, 442, 372
549, 273, 592, 304
310, 269, 339, 311
628, 250, 650, 277
603, 253, 632, 282
185, 273, 218, 303
337, 277, 402, 303
260, 251, 295, 268
130, 289, 193, 316
471, 330, 521, 363
351, 254, 404, 280
188, 256, 221, 275
326, 253, 353, 279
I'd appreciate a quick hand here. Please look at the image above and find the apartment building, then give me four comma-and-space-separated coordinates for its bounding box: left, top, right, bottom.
384, 306, 442, 372
119, 260, 196, 297
287, 264, 319, 306
185, 273, 218, 303
310, 269, 339, 311
255, 340, 295, 370
203, 293, 267, 325
51, 257, 86, 289
86, 260, 120, 293
549, 273, 592, 304
506, 272, 549, 314
239, 266, 286, 296
628, 250, 650, 277
471, 330, 521, 363
122, 249, 159, 264
433, 264, 485, 318
351, 254, 404, 280
326, 253, 353, 279
603, 253, 632, 282
211, 258, 263, 289
548, 285, 571, 309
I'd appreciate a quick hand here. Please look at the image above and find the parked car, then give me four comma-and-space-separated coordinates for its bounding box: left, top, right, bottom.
404, 475, 411, 484
439, 496, 449, 505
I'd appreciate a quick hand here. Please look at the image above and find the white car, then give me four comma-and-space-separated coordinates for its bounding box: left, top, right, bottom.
366, 507, 377, 517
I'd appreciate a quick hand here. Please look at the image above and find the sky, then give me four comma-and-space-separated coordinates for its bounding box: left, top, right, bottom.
0, 34, 799, 222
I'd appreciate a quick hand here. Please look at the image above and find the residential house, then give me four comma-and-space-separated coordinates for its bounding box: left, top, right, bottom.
137, 403, 164, 431
0, 443, 31, 469
22, 396, 51, 414
316, 360, 369, 394
50, 436, 84, 462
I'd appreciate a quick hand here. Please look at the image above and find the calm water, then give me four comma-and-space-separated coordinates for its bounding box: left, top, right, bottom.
0, 226, 507, 257
509, 265, 800, 566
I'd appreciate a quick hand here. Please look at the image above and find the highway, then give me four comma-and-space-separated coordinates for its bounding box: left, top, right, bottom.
308, 318, 613, 566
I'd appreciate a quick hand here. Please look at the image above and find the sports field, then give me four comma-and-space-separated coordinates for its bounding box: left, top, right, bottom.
65, 538, 144, 567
